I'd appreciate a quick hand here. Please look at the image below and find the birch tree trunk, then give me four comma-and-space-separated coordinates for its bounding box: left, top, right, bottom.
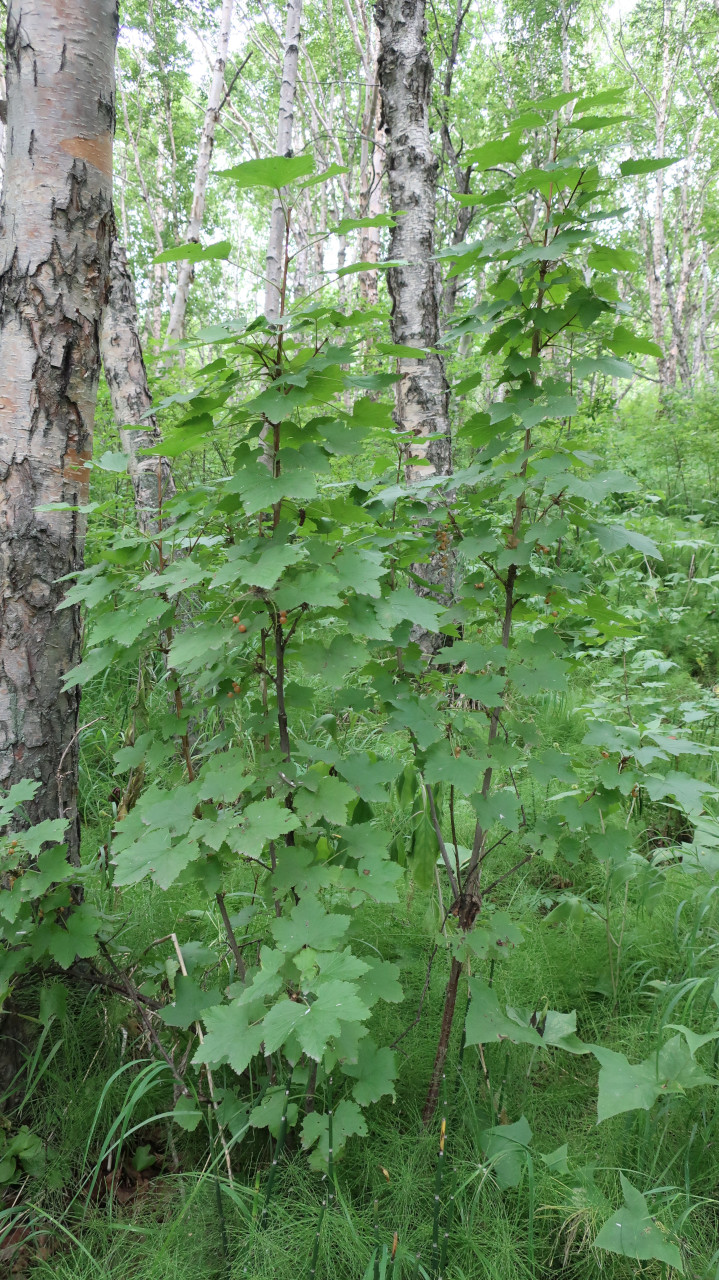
0, 0, 117, 856
358, 79, 385, 307
648, 6, 674, 392
437, 0, 474, 324
264, 0, 303, 322
375, 0, 452, 484
0, 74, 6, 183
164, 0, 234, 347
101, 240, 176, 534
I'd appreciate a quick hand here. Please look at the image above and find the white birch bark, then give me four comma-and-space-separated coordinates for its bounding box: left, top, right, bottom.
264, 0, 303, 323
0, 73, 6, 184
376, 0, 453, 651
375, 0, 452, 482
358, 59, 384, 306
101, 240, 176, 534
0, 0, 117, 855
165, 0, 234, 347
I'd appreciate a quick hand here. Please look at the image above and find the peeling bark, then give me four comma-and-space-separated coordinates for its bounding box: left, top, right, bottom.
264, 0, 303, 323
0, 0, 117, 856
375, 0, 452, 483
0, 71, 6, 184
100, 239, 175, 534
376, 0, 453, 647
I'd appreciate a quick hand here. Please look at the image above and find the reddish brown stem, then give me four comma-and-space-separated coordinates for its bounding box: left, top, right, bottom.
422, 957, 462, 1124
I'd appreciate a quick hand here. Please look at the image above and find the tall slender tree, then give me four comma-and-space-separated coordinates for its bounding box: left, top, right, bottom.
0, 0, 117, 857
376, 0, 453, 643
375, 0, 452, 483
100, 240, 176, 533
164, 0, 235, 347
264, 0, 304, 322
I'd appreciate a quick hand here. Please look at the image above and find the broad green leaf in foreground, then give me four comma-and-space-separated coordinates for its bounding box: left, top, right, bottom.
594, 1175, 683, 1271
153, 240, 231, 264
593, 1036, 714, 1123
217, 154, 314, 187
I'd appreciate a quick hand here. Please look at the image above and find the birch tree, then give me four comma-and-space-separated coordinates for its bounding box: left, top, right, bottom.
100, 240, 176, 533
376, 0, 453, 640
165, 0, 235, 347
0, 0, 117, 856
375, 0, 452, 483
0, 73, 6, 184
264, 0, 303, 322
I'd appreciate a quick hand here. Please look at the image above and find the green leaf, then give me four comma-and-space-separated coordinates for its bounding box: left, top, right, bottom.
198, 750, 253, 804
160, 975, 221, 1028
374, 587, 442, 635
358, 959, 403, 1006
153, 240, 231, 264
213, 540, 306, 590
541, 1144, 569, 1173
567, 113, 633, 132
299, 161, 349, 188
173, 1095, 203, 1132
575, 355, 635, 380
594, 1175, 683, 1271
295, 775, 357, 826
508, 1007, 591, 1055
591, 522, 662, 559
94, 450, 128, 473
37, 906, 101, 969
470, 789, 520, 833
294, 979, 371, 1060
217, 154, 315, 187
333, 213, 398, 234
593, 1036, 714, 1122
575, 88, 629, 112
620, 157, 682, 176
194, 1000, 265, 1074
271, 895, 351, 954
422, 744, 483, 796
249, 1086, 298, 1136
112, 833, 201, 890
260, 997, 308, 1053
39, 983, 67, 1026
644, 770, 718, 814
409, 809, 439, 890
465, 132, 525, 169
336, 754, 403, 803
376, 341, 429, 358
465, 981, 543, 1048
335, 259, 406, 278
608, 325, 663, 358
344, 1038, 397, 1105
587, 246, 638, 273
225, 797, 301, 859
456, 673, 505, 706
301, 1098, 368, 1171
481, 1116, 532, 1188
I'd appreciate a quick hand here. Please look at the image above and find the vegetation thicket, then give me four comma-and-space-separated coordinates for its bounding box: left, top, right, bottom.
2, 0, 719, 1277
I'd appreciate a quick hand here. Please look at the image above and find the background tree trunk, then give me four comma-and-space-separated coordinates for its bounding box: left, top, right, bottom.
101, 239, 176, 534
376, 0, 453, 652
0, 0, 117, 857
264, 0, 303, 322
375, 0, 452, 483
0, 72, 6, 184
164, 0, 234, 348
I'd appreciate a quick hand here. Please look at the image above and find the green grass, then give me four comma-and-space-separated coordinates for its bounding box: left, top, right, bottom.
5, 849, 719, 1278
